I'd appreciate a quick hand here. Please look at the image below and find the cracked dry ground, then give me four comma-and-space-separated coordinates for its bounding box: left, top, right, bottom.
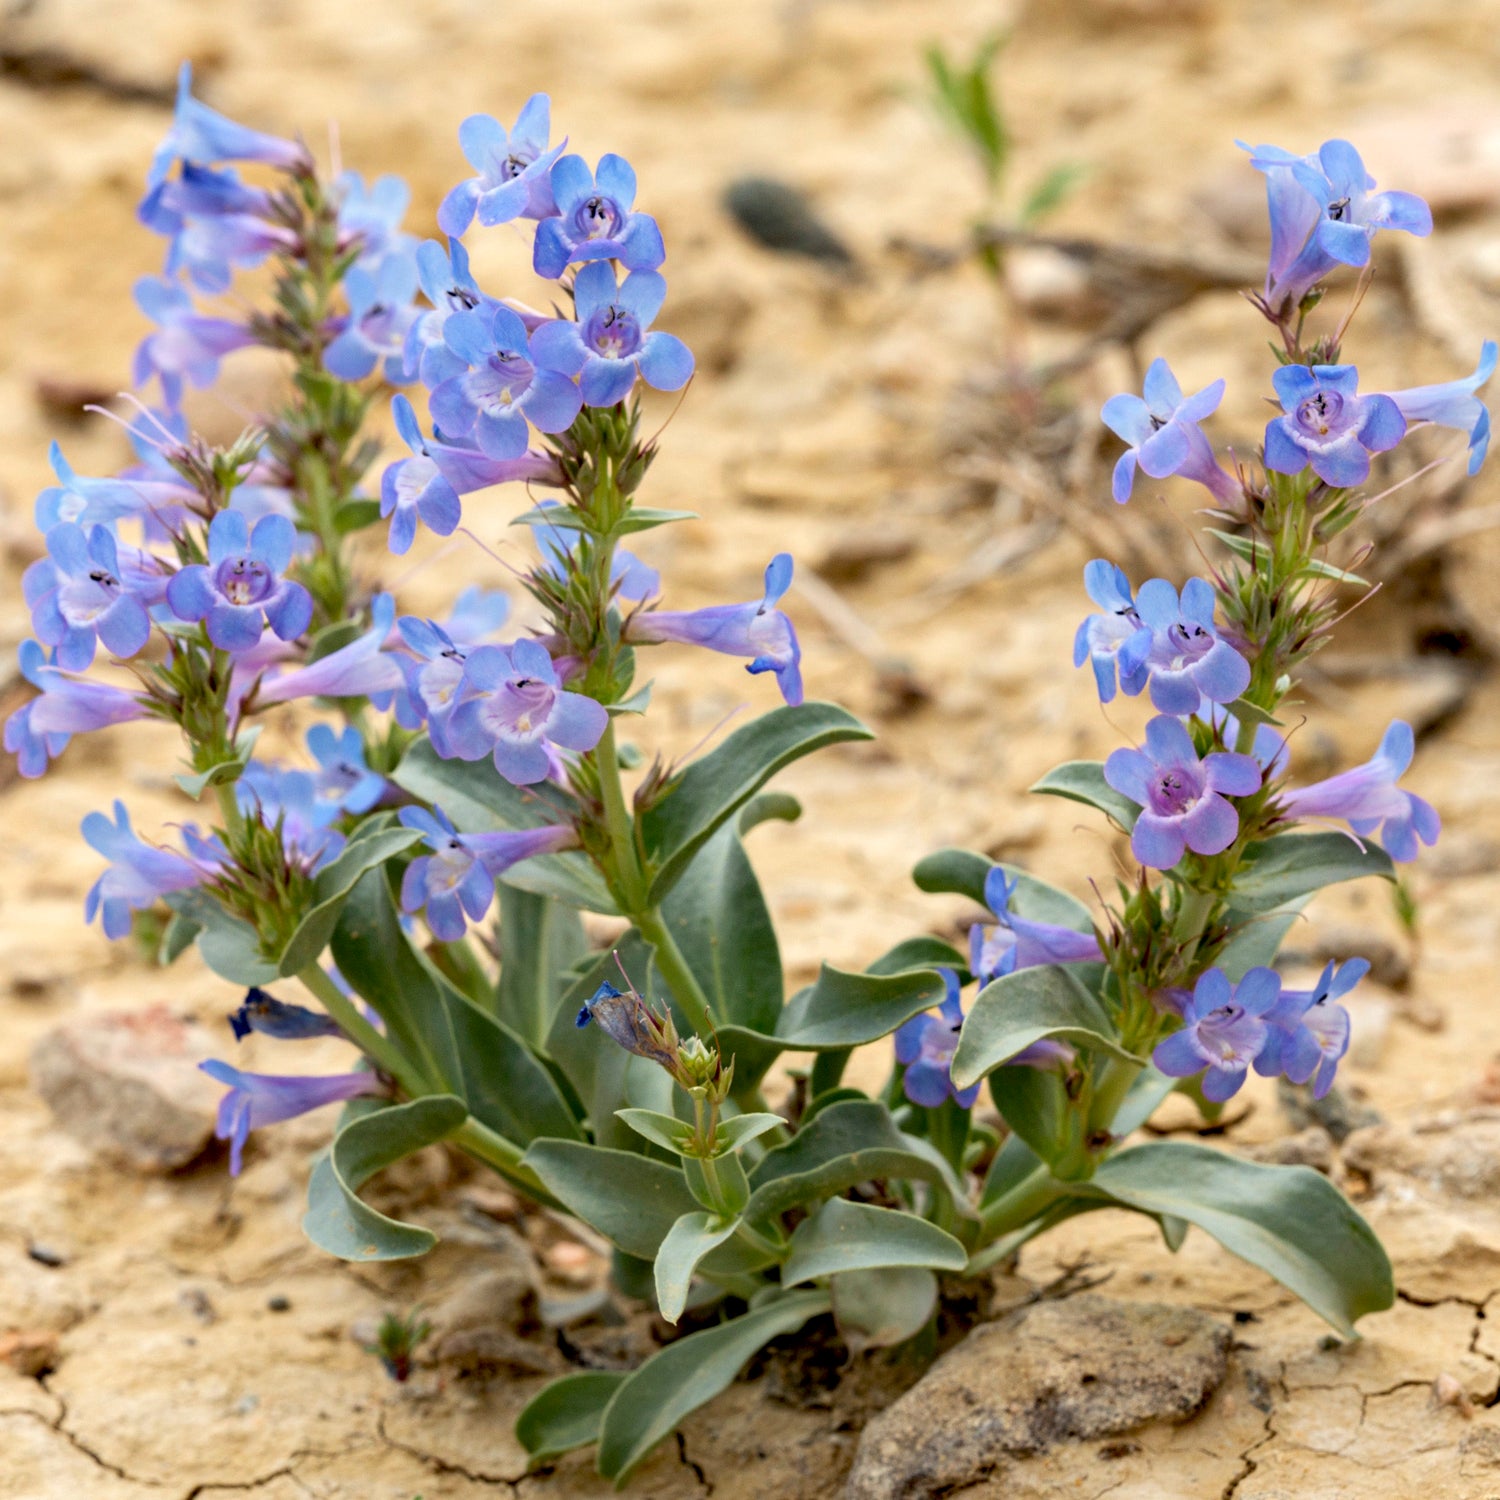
7, 0, 1500, 1495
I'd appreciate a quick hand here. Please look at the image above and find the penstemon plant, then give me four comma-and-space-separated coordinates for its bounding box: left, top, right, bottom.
9, 75, 1484, 1484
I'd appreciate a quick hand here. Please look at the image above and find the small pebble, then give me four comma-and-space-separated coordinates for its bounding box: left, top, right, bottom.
26, 1243, 66, 1268
1434, 1371, 1474, 1416
267, 1295, 292, 1313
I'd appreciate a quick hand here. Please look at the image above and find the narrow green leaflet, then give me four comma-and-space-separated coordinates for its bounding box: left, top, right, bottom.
617, 1107, 694, 1155
655, 1210, 741, 1323
595, 1291, 831, 1483
715, 1112, 785, 1152
303, 1095, 468, 1260
776, 964, 948, 1049
782, 1198, 966, 1286
831, 1267, 938, 1352
1030, 762, 1140, 831
510, 503, 698, 535
1089, 1141, 1394, 1336
1227, 833, 1394, 916
516, 1371, 628, 1467
912, 848, 1095, 931
952, 963, 1139, 1090
522, 1141, 699, 1260
638, 702, 873, 903
496, 884, 589, 1048
393, 737, 616, 912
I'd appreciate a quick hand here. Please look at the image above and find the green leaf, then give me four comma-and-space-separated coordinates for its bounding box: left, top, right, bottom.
516, 1371, 628, 1467
1030, 762, 1140, 830
952, 963, 1138, 1090
831, 1267, 937, 1352
776, 964, 948, 1048
303, 1095, 468, 1260
164, 889, 276, 987
715, 1112, 786, 1153
986, 1060, 1074, 1165
980, 1132, 1042, 1208
659, 793, 796, 1032
277, 825, 423, 977
496, 885, 589, 1049
1227, 832, 1395, 916
782, 1198, 966, 1286
655, 1211, 741, 1323
911, 848, 1095, 931
333, 497, 383, 533
745, 1099, 969, 1224
617, 1107, 694, 1156
158, 909, 201, 966
393, 737, 616, 912
1223, 696, 1284, 729
868, 935, 968, 976
639, 703, 873, 903
1088, 1141, 1394, 1336
522, 1141, 698, 1260
1215, 899, 1308, 980
595, 1291, 831, 1483
510, 504, 699, 535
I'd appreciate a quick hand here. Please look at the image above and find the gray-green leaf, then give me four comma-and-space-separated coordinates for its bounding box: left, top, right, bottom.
782, 1198, 966, 1285
655, 1211, 741, 1323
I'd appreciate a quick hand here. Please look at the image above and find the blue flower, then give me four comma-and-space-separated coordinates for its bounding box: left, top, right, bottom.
1263, 364, 1406, 489
306, 724, 385, 817
531, 263, 693, 408
1130, 577, 1251, 715
397, 805, 575, 941
1256, 959, 1368, 1099
324, 254, 420, 384
1377, 341, 1497, 476
574, 981, 678, 1070
1151, 966, 1282, 1103
1105, 715, 1262, 870
25, 524, 160, 670
1281, 720, 1439, 862
894, 971, 980, 1109
438, 96, 565, 237
1101, 359, 1239, 506
624, 554, 802, 706
82, 801, 221, 939
334, 171, 417, 279
393, 589, 510, 751
131, 277, 255, 406
428, 304, 583, 460
6, 642, 150, 776
236, 763, 345, 874
1073, 560, 1149, 703
445, 639, 609, 785
35, 439, 193, 531
404, 238, 494, 387
1242, 138, 1432, 313
532, 153, 665, 280
257, 594, 406, 707
228, 987, 344, 1042
969, 867, 1102, 988
199, 1060, 381, 1175
147, 63, 310, 191
166, 511, 313, 652
4, 642, 72, 777
138, 162, 293, 293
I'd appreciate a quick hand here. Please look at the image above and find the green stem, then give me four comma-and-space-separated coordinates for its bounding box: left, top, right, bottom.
451, 1118, 556, 1206
296, 964, 426, 1097
1087, 1056, 1144, 1139
214, 780, 244, 843
635, 905, 716, 1039
976, 1164, 1069, 1242
596, 720, 648, 911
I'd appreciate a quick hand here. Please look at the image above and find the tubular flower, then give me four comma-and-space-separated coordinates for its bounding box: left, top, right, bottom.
256, 594, 406, 707
306, 724, 385, 817
1151, 966, 1282, 1103
228, 988, 344, 1042
131, 277, 256, 406
532, 153, 665, 279
25, 524, 159, 669
82, 802, 220, 939
1263, 364, 1406, 489
1101, 358, 1239, 506
969, 867, 1102, 988
1376, 340, 1497, 476
1074, 560, 1148, 704
167, 511, 313, 652
574, 981, 680, 1071
323, 253, 420, 384
1129, 577, 1251, 716
438, 95, 565, 236
36, 439, 195, 531
894, 970, 980, 1109
138, 161, 294, 293
1255, 958, 1368, 1099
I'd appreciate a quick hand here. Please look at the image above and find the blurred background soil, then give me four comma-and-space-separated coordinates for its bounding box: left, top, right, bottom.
5, 0, 1500, 1495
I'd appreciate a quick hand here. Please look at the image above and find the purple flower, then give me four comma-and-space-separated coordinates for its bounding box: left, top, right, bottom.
25, 524, 158, 670
8, 644, 150, 775
438, 96, 565, 236
574, 981, 678, 1070
533, 503, 659, 601
1263, 364, 1406, 489
1129, 577, 1251, 715
1280, 720, 1439, 862
5, 642, 73, 777
1101, 359, 1239, 506
147, 63, 310, 190
228, 987, 344, 1043
306, 724, 385, 817
82, 801, 220, 939
969, 867, 1102, 988
428, 304, 583, 460
393, 590, 509, 750
131, 277, 255, 406
895, 971, 980, 1109
1105, 715, 1262, 869
1151, 966, 1281, 1103
398, 805, 576, 941
138, 161, 294, 293
237, 763, 345, 874
532, 153, 665, 280
167, 511, 313, 652
1255, 958, 1368, 1099
335, 171, 416, 278
256, 594, 406, 707
199, 1060, 381, 1176
531, 263, 694, 409
324, 254, 420, 384
1074, 560, 1149, 704
1376, 340, 1497, 476
405, 238, 493, 386
1243, 138, 1432, 313
624, 554, 803, 706
36, 439, 195, 531
445, 638, 609, 785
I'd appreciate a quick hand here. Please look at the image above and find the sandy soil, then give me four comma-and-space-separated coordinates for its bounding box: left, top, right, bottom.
5, 0, 1500, 1495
